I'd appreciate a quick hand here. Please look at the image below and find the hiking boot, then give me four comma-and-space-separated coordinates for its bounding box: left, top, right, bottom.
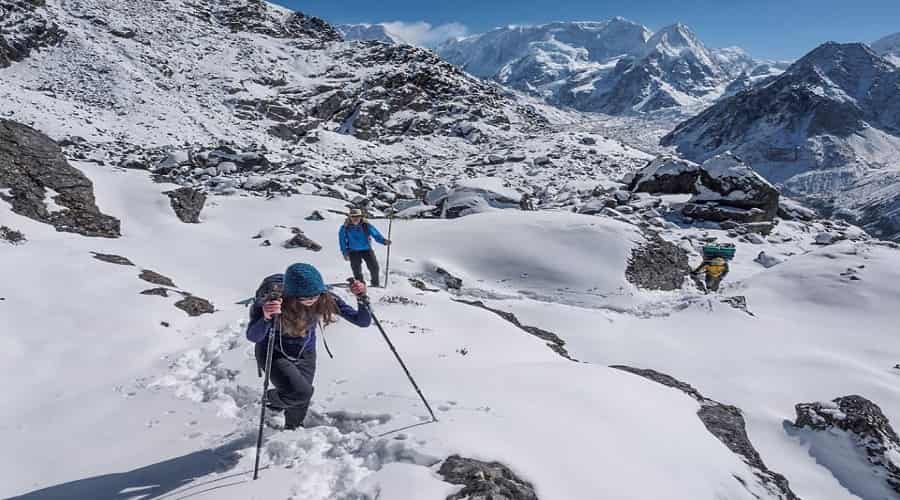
265, 408, 285, 429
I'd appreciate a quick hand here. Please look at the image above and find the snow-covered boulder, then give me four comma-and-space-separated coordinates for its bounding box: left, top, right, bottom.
754, 251, 783, 268
633, 153, 779, 223
792, 395, 900, 499
441, 178, 522, 219
630, 155, 701, 194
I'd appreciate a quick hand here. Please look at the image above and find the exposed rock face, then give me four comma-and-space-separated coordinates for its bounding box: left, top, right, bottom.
453, 298, 575, 361
211, 0, 341, 47
165, 187, 206, 223
438, 455, 538, 500
612, 366, 799, 499
631, 153, 779, 223
793, 395, 900, 498
0, 120, 121, 238
625, 232, 690, 291
0, 0, 66, 68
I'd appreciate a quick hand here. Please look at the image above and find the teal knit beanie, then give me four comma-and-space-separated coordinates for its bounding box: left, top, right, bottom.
283, 263, 326, 298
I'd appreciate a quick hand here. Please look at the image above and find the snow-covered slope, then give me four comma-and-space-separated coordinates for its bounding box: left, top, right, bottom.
873, 32, 900, 65
662, 42, 900, 241
436, 19, 777, 114
3, 155, 899, 499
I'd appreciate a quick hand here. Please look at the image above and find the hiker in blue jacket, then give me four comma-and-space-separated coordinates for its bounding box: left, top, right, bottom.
246, 263, 370, 429
339, 208, 391, 288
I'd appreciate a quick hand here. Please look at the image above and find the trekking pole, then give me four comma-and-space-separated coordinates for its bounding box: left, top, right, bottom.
384, 210, 394, 289
253, 315, 279, 480
351, 279, 437, 422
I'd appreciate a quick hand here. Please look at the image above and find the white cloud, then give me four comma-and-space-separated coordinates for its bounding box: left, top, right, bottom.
380, 21, 468, 47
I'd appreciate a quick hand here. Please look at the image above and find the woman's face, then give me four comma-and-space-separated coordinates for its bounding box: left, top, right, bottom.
299, 294, 321, 307
350, 215, 362, 224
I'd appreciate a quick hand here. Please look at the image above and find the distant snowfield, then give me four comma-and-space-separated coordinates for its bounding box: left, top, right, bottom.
2, 164, 900, 499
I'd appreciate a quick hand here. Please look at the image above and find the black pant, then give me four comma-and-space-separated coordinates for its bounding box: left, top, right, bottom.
256, 342, 316, 429
349, 249, 380, 287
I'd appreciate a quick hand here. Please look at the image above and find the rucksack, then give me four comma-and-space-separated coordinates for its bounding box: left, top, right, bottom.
702, 243, 736, 261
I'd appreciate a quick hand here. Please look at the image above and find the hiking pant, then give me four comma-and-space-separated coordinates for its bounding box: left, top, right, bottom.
256, 342, 317, 429
349, 249, 380, 287
706, 275, 722, 292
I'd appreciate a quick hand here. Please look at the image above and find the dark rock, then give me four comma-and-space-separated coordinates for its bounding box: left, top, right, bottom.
612, 366, 798, 499
305, 210, 325, 221
174, 295, 215, 317
0, 225, 26, 244
139, 270, 176, 288
409, 278, 439, 292
160, 321, 170, 328
439, 455, 538, 500
625, 233, 690, 291
793, 395, 900, 497
140, 287, 170, 297
110, 27, 136, 39
0, 119, 121, 237
434, 267, 462, 290
453, 299, 575, 361
720, 295, 754, 316
165, 187, 206, 223
91, 252, 134, 266
283, 228, 322, 251
0, 0, 67, 68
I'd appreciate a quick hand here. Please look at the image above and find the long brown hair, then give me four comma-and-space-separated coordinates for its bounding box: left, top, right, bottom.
281, 293, 339, 337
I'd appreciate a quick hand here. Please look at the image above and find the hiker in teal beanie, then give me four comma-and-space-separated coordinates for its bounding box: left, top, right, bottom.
246, 263, 370, 429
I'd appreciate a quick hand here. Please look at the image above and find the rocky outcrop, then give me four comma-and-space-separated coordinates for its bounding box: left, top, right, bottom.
0, 120, 121, 238
438, 455, 538, 500
282, 228, 322, 251
0, 0, 66, 68
210, 0, 341, 47
139, 269, 176, 288
625, 232, 690, 291
612, 366, 798, 499
0, 225, 25, 244
174, 295, 215, 316
631, 153, 779, 223
165, 187, 206, 223
453, 298, 575, 361
792, 395, 900, 498
91, 252, 134, 266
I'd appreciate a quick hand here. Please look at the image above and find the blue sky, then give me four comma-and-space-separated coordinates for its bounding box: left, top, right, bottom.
273, 0, 899, 60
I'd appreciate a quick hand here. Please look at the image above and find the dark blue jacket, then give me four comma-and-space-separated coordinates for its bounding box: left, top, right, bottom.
246, 291, 371, 357
339, 222, 386, 256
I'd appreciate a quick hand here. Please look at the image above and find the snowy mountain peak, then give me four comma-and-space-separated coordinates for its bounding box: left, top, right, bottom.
337, 24, 410, 45
792, 41, 891, 73
872, 32, 900, 63
436, 18, 765, 114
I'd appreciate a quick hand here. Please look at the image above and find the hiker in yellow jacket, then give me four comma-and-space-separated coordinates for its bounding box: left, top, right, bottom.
692, 256, 729, 293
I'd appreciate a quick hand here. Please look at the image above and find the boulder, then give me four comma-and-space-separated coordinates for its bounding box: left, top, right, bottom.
165, 187, 206, 223
0, 225, 25, 245
438, 455, 538, 500
441, 178, 521, 219
793, 395, 900, 498
282, 228, 322, 251
175, 295, 215, 317
632, 153, 779, 223
0, 119, 120, 238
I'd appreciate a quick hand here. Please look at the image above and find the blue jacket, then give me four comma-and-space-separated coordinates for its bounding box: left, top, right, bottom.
245, 291, 371, 357
339, 222, 386, 255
